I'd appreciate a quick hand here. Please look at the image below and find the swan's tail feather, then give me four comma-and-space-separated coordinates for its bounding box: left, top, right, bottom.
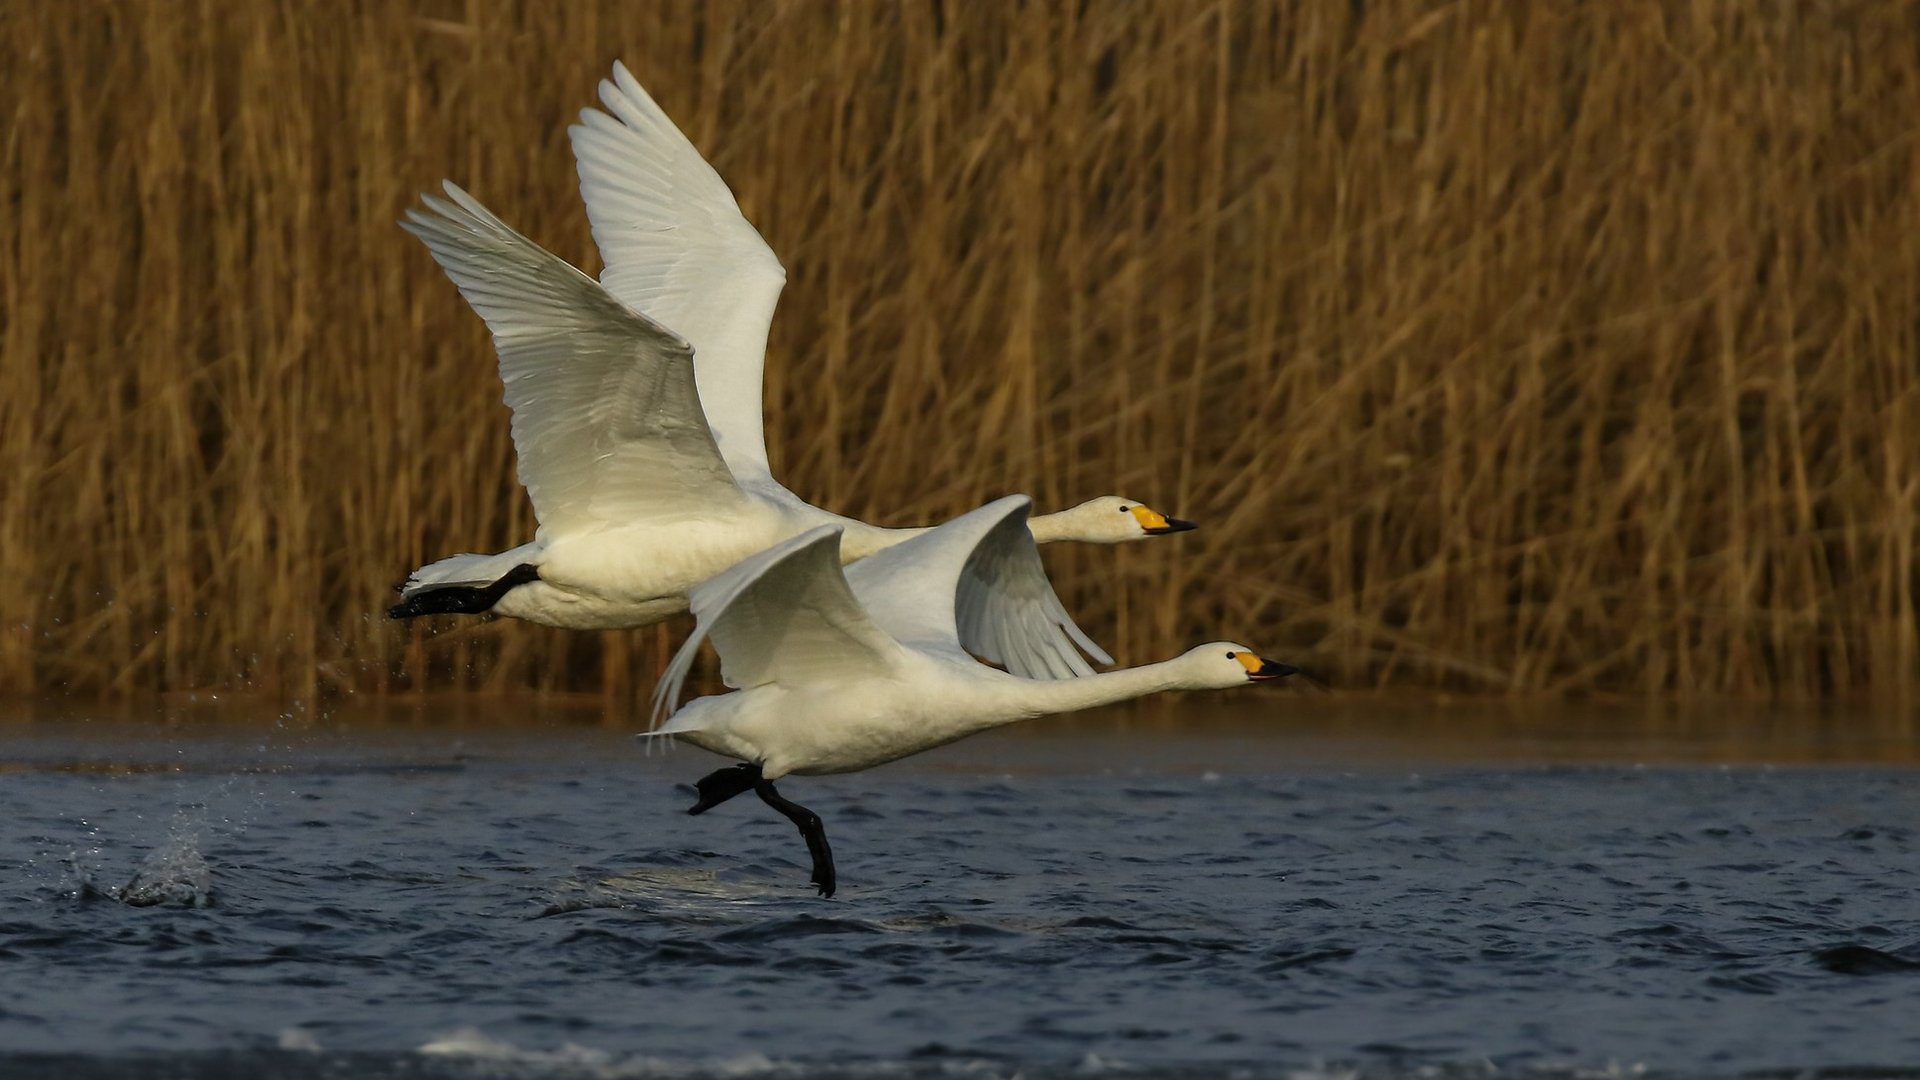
633, 730, 678, 759
398, 550, 536, 594
387, 563, 540, 619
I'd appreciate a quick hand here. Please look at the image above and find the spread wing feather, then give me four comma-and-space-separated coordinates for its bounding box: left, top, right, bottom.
403, 182, 745, 532
570, 63, 788, 485
847, 496, 1111, 679
650, 526, 906, 727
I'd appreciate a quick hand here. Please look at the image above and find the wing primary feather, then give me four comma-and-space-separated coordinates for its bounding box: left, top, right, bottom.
843, 495, 1106, 680
568, 62, 789, 484
403, 180, 745, 531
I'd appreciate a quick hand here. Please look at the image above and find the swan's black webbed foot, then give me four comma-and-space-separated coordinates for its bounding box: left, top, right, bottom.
755, 780, 836, 898
688, 763, 761, 815
386, 563, 540, 619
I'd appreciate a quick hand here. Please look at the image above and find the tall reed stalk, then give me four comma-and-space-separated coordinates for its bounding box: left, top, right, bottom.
2, 2, 1916, 701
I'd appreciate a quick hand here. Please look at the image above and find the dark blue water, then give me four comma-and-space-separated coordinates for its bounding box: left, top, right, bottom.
4, 708, 1920, 1079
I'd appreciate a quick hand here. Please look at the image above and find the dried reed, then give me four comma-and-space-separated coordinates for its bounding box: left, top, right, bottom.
2, 1, 1916, 702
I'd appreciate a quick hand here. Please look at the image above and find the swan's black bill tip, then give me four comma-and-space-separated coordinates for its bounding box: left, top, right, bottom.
1145, 517, 1198, 535
1249, 659, 1300, 682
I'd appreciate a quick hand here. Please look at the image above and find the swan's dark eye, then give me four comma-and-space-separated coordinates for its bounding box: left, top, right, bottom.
1118, 506, 1131, 513
1225, 651, 1237, 659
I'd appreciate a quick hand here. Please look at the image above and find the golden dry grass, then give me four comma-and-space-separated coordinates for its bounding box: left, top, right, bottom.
2, 1, 1916, 702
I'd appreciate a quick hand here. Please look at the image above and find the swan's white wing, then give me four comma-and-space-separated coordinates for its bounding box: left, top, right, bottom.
403, 183, 746, 533
569, 62, 788, 485
650, 526, 907, 727
847, 496, 1112, 679
958, 514, 1115, 677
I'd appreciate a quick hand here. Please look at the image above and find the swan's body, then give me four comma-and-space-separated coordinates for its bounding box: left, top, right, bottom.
430, 499, 804, 630
651, 495, 1296, 895
391, 63, 1194, 673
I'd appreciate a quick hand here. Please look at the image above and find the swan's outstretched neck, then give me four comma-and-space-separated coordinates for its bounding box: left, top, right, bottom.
1026, 509, 1075, 545
836, 521, 929, 562
1013, 657, 1196, 718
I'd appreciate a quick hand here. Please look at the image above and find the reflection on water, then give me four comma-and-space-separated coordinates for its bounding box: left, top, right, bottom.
4, 693, 1918, 770
1, 699, 1918, 1078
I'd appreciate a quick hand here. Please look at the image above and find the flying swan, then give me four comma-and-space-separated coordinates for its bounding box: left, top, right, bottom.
388, 63, 1193, 679
648, 494, 1297, 897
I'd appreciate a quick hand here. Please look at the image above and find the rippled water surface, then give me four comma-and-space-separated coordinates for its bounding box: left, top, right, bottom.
4, 702, 1920, 1079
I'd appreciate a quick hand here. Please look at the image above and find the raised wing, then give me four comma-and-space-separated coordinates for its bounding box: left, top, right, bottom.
847, 496, 1113, 680
569, 62, 788, 485
650, 526, 907, 727
403, 183, 746, 533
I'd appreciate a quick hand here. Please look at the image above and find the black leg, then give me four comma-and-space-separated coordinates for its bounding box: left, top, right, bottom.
755, 780, 836, 898
387, 563, 540, 619
687, 763, 761, 815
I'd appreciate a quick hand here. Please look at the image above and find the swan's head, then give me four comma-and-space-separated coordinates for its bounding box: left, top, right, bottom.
1048, 495, 1197, 543
1183, 642, 1300, 690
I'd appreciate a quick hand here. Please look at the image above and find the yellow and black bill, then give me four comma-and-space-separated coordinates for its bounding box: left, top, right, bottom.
1130, 505, 1198, 535
1235, 653, 1300, 682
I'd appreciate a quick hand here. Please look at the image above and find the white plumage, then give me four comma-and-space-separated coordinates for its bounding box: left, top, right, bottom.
649, 495, 1297, 895
391, 63, 1197, 681
570, 62, 790, 490
385, 61, 1299, 900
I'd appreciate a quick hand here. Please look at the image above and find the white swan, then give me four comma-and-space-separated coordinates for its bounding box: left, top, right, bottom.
389, 65, 1195, 677
649, 495, 1297, 896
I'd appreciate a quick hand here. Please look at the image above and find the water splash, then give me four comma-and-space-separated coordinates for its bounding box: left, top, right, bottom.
116, 811, 214, 908
58, 848, 107, 902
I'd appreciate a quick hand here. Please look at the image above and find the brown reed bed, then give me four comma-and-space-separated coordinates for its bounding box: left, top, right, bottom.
2, 1, 1916, 703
